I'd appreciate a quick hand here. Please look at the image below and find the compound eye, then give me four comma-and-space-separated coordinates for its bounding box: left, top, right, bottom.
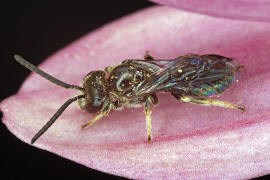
79, 70, 107, 113
84, 88, 105, 113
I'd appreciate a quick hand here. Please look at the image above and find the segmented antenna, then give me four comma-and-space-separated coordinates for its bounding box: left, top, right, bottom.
14, 55, 86, 144
14, 55, 84, 91
31, 95, 86, 144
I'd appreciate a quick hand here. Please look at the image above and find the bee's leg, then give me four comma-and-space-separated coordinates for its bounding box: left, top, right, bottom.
144, 96, 155, 142
81, 112, 106, 129
179, 96, 245, 112
82, 103, 112, 128
144, 51, 154, 60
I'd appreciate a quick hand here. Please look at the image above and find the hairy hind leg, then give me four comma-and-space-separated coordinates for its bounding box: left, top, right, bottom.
179, 96, 245, 112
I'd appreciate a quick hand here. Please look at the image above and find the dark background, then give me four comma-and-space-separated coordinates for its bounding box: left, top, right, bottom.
0, 1, 153, 179
0, 1, 269, 180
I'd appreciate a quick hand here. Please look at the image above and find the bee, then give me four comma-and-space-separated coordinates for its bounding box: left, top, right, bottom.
14, 52, 245, 144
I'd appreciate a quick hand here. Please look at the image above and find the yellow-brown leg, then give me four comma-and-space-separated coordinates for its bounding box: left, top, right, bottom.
82, 103, 111, 128
144, 96, 153, 142
180, 96, 245, 112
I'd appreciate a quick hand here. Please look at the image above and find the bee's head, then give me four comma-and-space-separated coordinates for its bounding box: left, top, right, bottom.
78, 70, 108, 113
13, 55, 109, 144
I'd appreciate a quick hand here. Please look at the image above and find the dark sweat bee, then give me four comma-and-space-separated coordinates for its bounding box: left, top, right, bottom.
14, 52, 245, 144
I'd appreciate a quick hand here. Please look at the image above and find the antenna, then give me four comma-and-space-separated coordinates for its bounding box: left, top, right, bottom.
14, 55, 86, 144
31, 95, 85, 144
14, 55, 84, 91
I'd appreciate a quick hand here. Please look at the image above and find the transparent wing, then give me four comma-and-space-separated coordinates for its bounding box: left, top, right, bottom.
134, 54, 236, 97
134, 56, 190, 95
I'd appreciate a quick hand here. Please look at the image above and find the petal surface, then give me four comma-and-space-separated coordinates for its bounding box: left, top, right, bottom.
2, 6, 270, 179
151, 0, 270, 22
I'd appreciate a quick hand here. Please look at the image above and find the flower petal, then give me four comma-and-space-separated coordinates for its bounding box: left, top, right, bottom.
150, 0, 270, 22
2, 6, 270, 179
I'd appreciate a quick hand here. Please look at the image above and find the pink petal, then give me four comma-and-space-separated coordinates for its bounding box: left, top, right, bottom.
2, 6, 270, 179
150, 0, 270, 22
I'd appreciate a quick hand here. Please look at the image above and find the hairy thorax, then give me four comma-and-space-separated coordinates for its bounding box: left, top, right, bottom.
107, 64, 153, 109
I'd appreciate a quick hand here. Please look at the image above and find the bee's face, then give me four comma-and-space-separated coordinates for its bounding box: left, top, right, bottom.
78, 70, 108, 113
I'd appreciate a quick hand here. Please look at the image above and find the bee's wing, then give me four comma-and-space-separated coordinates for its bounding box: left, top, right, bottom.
134, 57, 188, 95
135, 54, 236, 96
